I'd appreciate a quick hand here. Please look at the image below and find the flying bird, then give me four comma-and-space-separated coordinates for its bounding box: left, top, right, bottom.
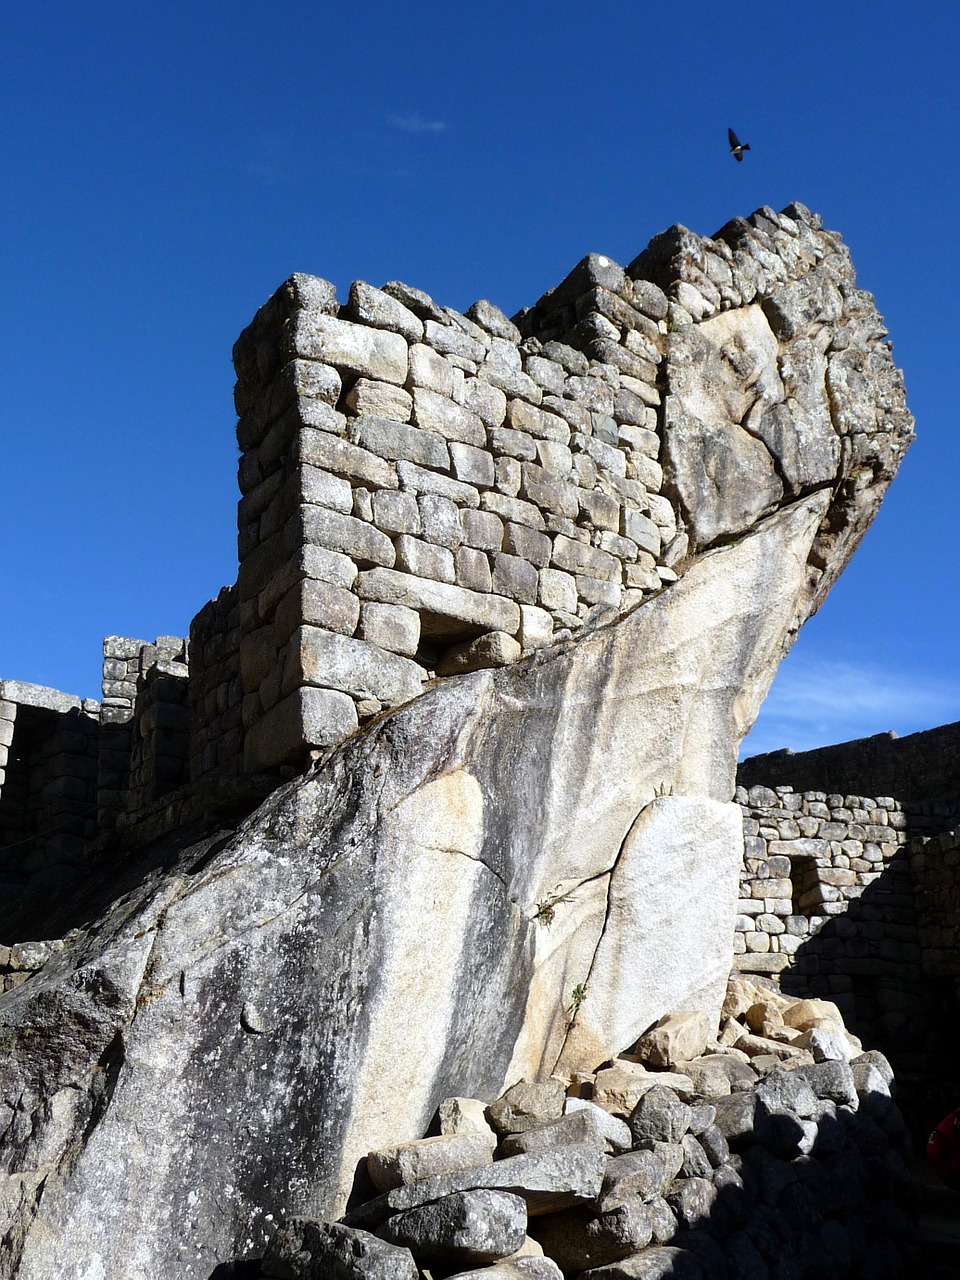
728, 127, 750, 162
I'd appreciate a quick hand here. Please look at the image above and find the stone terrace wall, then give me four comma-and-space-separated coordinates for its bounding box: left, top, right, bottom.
230, 201, 912, 772
739, 720, 960, 808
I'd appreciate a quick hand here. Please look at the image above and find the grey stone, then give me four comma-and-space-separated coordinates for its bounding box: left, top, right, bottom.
348, 416, 449, 470
436, 631, 521, 675
755, 1069, 819, 1120
665, 1176, 716, 1231
243, 685, 358, 769
629, 1087, 692, 1145
348, 281, 424, 343
490, 1080, 566, 1135
530, 1199, 652, 1272
598, 1150, 671, 1209
578, 1244, 706, 1280
446, 1260, 562, 1280
711, 1092, 763, 1145
263, 1219, 418, 1280
679, 1134, 712, 1179
283, 625, 425, 705
344, 378, 414, 422
358, 603, 421, 658
348, 1146, 607, 1228
368, 1132, 497, 1192
796, 1061, 859, 1109
395, 535, 456, 584
290, 312, 408, 384
563, 1100, 632, 1154
298, 427, 399, 489
379, 1189, 526, 1265
356, 568, 521, 637
412, 388, 486, 447
501, 1108, 612, 1159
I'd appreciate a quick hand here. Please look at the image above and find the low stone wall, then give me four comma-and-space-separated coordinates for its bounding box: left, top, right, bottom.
734, 785, 960, 1122
738, 721, 960, 809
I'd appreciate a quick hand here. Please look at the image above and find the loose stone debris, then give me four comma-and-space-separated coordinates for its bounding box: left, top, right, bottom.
255, 978, 920, 1279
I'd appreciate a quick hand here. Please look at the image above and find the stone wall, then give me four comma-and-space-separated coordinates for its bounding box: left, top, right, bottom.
911, 826, 960, 995
734, 784, 960, 1109
229, 200, 911, 771
0, 682, 100, 892
738, 720, 960, 807
188, 584, 243, 782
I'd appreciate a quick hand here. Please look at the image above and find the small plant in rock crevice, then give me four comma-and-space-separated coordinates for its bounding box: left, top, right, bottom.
568, 983, 588, 1018
533, 887, 577, 927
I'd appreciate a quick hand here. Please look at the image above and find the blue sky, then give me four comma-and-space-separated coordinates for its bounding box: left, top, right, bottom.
2, 1, 958, 758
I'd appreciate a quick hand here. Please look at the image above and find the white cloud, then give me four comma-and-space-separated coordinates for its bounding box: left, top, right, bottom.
740, 655, 960, 760
387, 113, 448, 134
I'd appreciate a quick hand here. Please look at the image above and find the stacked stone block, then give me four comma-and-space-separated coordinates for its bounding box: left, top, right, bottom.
231, 265, 682, 771
0, 681, 100, 888
97, 635, 189, 833
189, 584, 243, 782
124, 645, 190, 818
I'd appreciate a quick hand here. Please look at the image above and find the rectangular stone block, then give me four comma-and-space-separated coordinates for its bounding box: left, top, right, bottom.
449, 442, 495, 486
535, 440, 574, 477
297, 544, 359, 591
419, 495, 462, 548
551, 535, 620, 582
358, 603, 421, 657
301, 505, 396, 568
395, 535, 455, 583
460, 508, 503, 551
524, 355, 566, 395
283, 625, 425, 705
288, 312, 408, 384
346, 281, 423, 342
397, 461, 480, 508
491, 552, 538, 604
495, 457, 521, 496
275, 579, 360, 646
297, 427, 398, 489
356, 569, 521, 638
343, 378, 413, 422
507, 399, 570, 442
297, 465, 354, 513
411, 387, 486, 446
597, 530, 638, 562
462, 376, 507, 427
407, 343, 458, 397
571, 432, 627, 478
481, 491, 545, 530
372, 489, 421, 536
424, 317, 486, 363
575, 574, 620, 607
455, 546, 492, 592
244, 686, 358, 771
579, 488, 620, 532
518, 604, 554, 649
348, 415, 449, 470
504, 522, 551, 568
538, 567, 578, 613
488, 426, 537, 461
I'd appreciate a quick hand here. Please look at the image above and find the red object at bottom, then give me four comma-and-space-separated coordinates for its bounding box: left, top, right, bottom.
928, 1108, 960, 1188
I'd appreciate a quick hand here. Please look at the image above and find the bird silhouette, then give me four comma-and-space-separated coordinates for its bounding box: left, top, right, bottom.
728, 127, 750, 162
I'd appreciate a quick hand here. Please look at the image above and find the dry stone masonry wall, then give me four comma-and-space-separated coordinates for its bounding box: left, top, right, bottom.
229, 201, 912, 772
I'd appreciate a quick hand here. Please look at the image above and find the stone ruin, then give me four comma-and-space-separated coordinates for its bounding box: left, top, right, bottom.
3, 202, 953, 1280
